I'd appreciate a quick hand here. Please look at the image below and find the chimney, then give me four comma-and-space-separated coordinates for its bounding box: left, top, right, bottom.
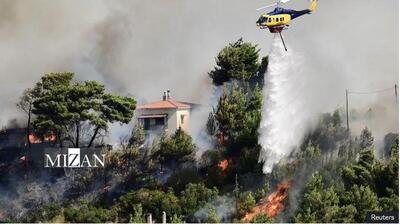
163, 91, 167, 101
166, 89, 171, 100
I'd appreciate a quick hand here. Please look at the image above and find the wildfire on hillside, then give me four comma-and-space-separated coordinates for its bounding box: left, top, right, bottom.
218, 159, 230, 172
243, 180, 292, 222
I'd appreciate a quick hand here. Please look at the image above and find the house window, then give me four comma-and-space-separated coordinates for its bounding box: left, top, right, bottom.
155, 118, 165, 126
143, 119, 150, 130
180, 115, 185, 124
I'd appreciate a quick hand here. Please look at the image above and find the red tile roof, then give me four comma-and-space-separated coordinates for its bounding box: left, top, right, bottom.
138, 114, 167, 118
138, 100, 191, 109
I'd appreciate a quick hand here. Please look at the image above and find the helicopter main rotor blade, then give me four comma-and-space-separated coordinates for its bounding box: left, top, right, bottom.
256, 3, 277, 11
256, 0, 293, 11
278, 0, 292, 6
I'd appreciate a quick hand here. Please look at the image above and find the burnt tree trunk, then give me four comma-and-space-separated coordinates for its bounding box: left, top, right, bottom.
26, 103, 32, 148
88, 126, 100, 148
75, 121, 80, 148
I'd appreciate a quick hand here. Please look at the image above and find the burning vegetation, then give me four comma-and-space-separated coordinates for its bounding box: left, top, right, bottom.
243, 180, 292, 222
28, 134, 41, 144
28, 133, 56, 144
218, 159, 230, 172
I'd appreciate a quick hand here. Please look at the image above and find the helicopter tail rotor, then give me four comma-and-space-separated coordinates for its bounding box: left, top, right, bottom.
308, 0, 318, 12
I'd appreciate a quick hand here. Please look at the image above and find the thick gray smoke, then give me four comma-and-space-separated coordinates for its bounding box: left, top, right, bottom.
0, 0, 398, 159
0, 0, 262, 144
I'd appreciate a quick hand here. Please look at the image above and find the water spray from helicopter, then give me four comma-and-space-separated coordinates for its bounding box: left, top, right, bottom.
258, 36, 314, 173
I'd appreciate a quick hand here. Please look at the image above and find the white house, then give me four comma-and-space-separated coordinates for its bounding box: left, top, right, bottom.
137, 90, 192, 134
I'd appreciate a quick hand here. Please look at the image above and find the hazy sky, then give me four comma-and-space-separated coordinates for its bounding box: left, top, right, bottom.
0, 0, 398, 129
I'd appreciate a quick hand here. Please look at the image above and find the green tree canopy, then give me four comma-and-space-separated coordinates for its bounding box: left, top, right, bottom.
383, 133, 398, 159
238, 191, 256, 216
359, 127, 374, 150
213, 84, 262, 147
117, 188, 181, 222
29, 72, 136, 147
342, 148, 376, 189
179, 183, 219, 219
153, 128, 196, 163
17, 87, 40, 148
22, 204, 62, 223
302, 110, 349, 156
295, 172, 356, 223
205, 205, 220, 223
252, 213, 274, 223
342, 185, 381, 223
209, 39, 260, 85
129, 204, 146, 223
64, 202, 116, 223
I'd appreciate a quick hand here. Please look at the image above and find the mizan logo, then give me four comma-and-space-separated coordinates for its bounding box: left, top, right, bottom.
45, 148, 105, 168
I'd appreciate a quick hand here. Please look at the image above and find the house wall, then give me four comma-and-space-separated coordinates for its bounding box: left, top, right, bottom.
138, 108, 190, 134
166, 109, 177, 133
175, 109, 190, 132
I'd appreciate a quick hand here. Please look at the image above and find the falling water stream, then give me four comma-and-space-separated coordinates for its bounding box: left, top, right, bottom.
258, 36, 308, 173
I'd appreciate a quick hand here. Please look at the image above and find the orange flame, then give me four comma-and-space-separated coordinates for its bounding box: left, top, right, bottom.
28, 133, 56, 144
243, 180, 292, 222
44, 134, 56, 142
218, 159, 229, 171
28, 134, 42, 144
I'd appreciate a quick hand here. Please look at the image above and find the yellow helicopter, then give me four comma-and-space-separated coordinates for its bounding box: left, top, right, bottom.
256, 0, 318, 51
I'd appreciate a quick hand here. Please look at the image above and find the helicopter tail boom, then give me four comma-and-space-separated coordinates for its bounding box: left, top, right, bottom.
291, 0, 317, 19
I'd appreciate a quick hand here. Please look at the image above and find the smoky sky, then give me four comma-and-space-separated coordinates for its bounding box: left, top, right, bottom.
0, 0, 398, 134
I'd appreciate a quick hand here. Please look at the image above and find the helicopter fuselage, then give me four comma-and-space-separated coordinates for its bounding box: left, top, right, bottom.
256, 14, 291, 32
255, 1, 318, 51
256, 7, 311, 33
